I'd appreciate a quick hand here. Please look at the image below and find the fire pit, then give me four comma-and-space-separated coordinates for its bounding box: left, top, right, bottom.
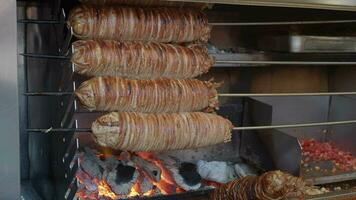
75, 148, 237, 199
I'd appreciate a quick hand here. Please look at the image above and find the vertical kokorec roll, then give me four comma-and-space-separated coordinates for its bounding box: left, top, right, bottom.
67, 6, 211, 42
72, 40, 215, 79
75, 77, 220, 112
79, 0, 209, 9
91, 112, 233, 152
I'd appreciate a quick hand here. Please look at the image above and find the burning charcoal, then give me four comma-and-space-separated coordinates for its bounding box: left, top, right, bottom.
158, 159, 202, 191
155, 154, 178, 166
131, 155, 161, 182
118, 151, 131, 163
103, 156, 121, 169
80, 154, 104, 179
76, 169, 98, 192
169, 162, 202, 191
137, 152, 183, 194
76, 187, 98, 200
115, 164, 136, 184
100, 155, 122, 181
106, 163, 139, 195
197, 160, 236, 183
179, 163, 202, 186
135, 172, 155, 194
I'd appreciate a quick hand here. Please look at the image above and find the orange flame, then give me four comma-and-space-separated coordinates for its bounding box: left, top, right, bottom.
95, 179, 118, 199
137, 152, 182, 194
128, 180, 141, 197
143, 189, 156, 196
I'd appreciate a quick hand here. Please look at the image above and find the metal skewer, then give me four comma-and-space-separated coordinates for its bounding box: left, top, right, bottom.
24, 91, 356, 97
218, 92, 356, 97
210, 19, 356, 26
27, 119, 356, 133
232, 120, 356, 131
215, 60, 356, 65
17, 19, 63, 24
25, 92, 73, 96
27, 128, 91, 133
21, 52, 356, 66
20, 53, 70, 60
18, 19, 356, 26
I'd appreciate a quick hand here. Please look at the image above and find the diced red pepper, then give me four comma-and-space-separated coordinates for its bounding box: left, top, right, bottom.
300, 139, 356, 172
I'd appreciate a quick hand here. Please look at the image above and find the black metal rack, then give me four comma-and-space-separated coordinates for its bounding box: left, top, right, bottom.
18, 1, 356, 200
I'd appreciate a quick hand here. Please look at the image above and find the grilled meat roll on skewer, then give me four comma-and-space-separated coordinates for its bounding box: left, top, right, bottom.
211, 170, 306, 200
79, 0, 208, 9
75, 77, 220, 112
68, 6, 211, 42
72, 40, 214, 79
92, 112, 233, 152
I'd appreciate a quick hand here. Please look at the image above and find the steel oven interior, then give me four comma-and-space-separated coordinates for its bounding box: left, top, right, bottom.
14, 0, 356, 199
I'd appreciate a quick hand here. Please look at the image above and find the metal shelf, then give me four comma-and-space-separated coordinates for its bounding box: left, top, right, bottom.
171, 0, 356, 12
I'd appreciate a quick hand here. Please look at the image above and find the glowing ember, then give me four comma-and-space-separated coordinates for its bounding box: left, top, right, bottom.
95, 179, 118, 199
127, 181, 141, 197
137, 152, 183, 194
143, 189, 156, 196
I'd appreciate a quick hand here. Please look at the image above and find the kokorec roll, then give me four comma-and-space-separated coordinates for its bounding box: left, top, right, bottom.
91, 112, 233, 152
72, 40, 214, 79
75, 77, 220, 112
67, 5, 211, 42
211, 170, 307, 200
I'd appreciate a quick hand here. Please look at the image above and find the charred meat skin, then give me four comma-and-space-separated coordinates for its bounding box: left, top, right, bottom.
75, 77, 220, 113
91, 112, 232, 152
72, 40, 214, 79
68, 6, 211, 42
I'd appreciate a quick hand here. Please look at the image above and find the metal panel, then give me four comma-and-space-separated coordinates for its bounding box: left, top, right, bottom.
253, 96, 330, 139
240, 99, 302, 176
328, 96, 356, 154
328, 67, 356, 154
0, 0, 20, 199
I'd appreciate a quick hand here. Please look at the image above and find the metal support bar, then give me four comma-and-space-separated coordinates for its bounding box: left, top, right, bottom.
219, 92, 356, 97
17, 19, 62, 24
60, 27, 73, 53
215, 60, 356, 65
24, 92, 73, 96
232, 120, 356, 131
210, 19, 356, 26
60, 96, 75, 128
19, 53, 356, 66
20, 53, 70, 60
26, 128, 91, 133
